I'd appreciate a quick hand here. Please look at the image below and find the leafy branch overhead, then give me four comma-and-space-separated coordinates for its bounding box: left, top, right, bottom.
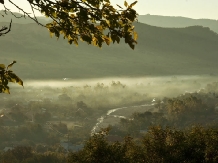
0, 61, 23, 94
3, 0, 138, 49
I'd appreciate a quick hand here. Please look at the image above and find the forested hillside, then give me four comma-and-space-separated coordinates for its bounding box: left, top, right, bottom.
1, 21, 218, 79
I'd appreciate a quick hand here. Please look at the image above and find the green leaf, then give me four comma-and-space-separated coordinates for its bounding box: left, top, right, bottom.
129, 43, 135, 50
7, 71, 23, 87
54, 29, 60, 38
129, 1, 137, 8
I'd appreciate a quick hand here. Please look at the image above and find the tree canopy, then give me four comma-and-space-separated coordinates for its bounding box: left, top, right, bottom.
1, 0, 138, 49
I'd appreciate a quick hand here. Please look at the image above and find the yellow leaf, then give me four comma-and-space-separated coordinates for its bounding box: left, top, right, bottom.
3, 88, 10, 94
46, 23, 53, 28
50, 32, 54, 38
133, 31, 138, 41
96, 25, 103, 31
17, 78, 23, 87
92, 37, 97, 46
11, 78, 16, 83
0, 64, 5, 69
124, 1, 128, 7
74, 39, 78, 46
104, 36, 111, 45
70, 14, 75, 18
106, 20, 110, 26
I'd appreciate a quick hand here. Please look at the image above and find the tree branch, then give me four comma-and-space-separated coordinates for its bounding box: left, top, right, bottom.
0, 19, 12, 36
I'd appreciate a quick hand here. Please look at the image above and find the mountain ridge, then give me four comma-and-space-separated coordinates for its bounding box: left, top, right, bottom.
138, 14, 218, 33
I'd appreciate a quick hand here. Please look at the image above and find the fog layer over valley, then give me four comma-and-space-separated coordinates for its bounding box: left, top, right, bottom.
1, 76, 218, 137
7, 75, 218, 98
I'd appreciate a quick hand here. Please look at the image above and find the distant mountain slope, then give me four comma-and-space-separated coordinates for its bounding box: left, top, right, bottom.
138, 15, 218, 34
1, 11, 218, 33
1, 22, 218, 80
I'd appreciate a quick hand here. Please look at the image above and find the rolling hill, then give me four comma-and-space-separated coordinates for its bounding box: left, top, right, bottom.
1, 20, 218, 80
138, 14, 218, 34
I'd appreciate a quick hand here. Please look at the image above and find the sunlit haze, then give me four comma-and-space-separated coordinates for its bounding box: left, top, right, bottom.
1, 0, 218, 158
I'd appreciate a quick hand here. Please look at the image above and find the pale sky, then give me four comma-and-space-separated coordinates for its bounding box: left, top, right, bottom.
0, 0, 218, 20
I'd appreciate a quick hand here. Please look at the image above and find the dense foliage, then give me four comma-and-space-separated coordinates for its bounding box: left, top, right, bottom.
1, 126, 218, 162
1, 0, 138, 49
67, 126, 218, 163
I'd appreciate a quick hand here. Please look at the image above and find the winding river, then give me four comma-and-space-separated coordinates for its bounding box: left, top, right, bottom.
91, 102, 156, 135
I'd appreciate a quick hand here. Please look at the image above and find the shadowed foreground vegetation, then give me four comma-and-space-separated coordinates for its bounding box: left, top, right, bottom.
1, 126, 218, 163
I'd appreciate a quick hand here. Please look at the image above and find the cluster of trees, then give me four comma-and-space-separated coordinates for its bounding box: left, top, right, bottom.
0, 123, 60, 150
69, 126, 218, 163
117, 111, 167, 136
165, 96, 211, 123
0, 146, 66, 163
1, 126, 218, 162
34, 111, 51, 123
52, 122, 68, 134
110, 90, 218, 137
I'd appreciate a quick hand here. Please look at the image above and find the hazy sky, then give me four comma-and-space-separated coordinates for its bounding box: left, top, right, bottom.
0, 0, 218, 20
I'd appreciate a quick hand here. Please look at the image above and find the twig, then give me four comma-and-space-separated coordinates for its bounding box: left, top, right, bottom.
8, 0, 45, 27
0, 19, 12, 36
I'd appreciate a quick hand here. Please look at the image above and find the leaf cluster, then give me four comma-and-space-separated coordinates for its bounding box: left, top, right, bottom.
28, 0, 138, 49
0, 61, 23, 94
